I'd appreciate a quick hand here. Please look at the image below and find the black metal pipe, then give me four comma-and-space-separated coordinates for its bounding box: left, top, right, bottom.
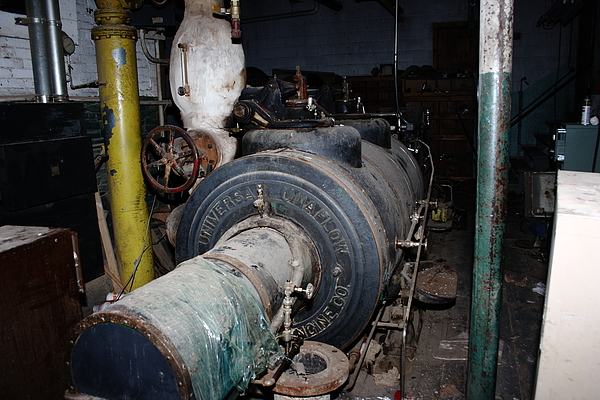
25, 0, 52, 102
242, 1, 319, 24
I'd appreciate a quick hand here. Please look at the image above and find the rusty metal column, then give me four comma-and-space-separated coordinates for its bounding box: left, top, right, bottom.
467, 0, 513, 398
92, 0, 154, 290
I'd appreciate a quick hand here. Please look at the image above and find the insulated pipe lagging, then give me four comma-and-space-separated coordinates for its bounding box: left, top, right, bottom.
69, 256, 283, 400
68, 224, 311, 399
204, 226, 311, 320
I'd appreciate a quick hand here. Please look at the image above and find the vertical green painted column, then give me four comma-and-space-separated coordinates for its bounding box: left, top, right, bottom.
467, 0, 513, 398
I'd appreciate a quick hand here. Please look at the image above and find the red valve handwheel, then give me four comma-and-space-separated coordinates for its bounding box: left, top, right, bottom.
141, 125, 200, 193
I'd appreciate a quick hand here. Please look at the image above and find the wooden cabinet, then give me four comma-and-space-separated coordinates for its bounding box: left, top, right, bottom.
404, 92, 476, 179
0, 226, 82, 400
346, 76, 398, 113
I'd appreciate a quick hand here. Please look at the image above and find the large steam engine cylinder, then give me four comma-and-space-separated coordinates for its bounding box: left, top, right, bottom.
68, 112, 425, 399
177, 121, 425, 348
66, 0, 429, 397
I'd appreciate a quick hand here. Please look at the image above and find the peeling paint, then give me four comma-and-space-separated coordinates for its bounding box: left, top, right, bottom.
111, 47, 127, 66
102, 106, 117, 146
468, 1, 514, 397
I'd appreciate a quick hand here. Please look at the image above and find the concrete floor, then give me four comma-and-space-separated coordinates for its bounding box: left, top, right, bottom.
334, 184, 548, 400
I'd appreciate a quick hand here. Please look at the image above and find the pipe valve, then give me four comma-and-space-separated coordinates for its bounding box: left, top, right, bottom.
212, 0, 241, 39
395, 237, 428, 251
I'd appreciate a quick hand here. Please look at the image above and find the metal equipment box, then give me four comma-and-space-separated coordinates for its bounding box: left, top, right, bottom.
0, 103, 103, 282
554, 124, 600, 172
0, 136, 97, 211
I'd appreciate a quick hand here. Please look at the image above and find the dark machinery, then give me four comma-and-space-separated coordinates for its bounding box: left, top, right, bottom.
67, 69, 452, 400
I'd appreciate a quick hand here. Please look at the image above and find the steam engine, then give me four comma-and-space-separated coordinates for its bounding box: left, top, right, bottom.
67, 69, 432, 399
66, 2, 436, 398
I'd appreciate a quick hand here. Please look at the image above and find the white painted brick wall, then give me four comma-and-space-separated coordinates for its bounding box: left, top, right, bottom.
241, 0, 568, 90
0, 0, 158, 99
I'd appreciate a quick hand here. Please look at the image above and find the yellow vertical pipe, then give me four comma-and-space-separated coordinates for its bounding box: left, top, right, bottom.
92, 4, 154, 290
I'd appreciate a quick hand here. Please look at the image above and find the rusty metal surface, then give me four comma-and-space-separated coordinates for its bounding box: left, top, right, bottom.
468, 0, 514, 397
191, 131, 220, 176
215, 214, 322, 294
414, 261, 458, 304
264, 341, 349, 397
141, 125, 200, 193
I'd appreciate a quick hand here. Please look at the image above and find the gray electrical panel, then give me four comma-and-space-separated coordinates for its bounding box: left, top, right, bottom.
554, 124, 600, 172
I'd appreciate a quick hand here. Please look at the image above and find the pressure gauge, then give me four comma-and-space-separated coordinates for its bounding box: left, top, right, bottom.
62, 31, 75, 56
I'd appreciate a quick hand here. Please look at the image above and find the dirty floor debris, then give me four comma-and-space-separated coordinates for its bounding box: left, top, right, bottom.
243, 186, 546, 400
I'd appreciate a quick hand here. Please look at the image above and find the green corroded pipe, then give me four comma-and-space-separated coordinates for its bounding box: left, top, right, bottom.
70, 256, 283, 399
467, 0, 513, 398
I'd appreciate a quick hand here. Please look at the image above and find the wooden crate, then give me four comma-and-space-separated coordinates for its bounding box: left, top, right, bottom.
0, 226, 82, 400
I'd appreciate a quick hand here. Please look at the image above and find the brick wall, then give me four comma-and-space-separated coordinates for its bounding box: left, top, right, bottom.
0, 0, 586, 160
0, 0, 576, 100
241, 0, 572, 89
241, 0, 470, 77
241, 0, 582, 158
0, 0, 160, 99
